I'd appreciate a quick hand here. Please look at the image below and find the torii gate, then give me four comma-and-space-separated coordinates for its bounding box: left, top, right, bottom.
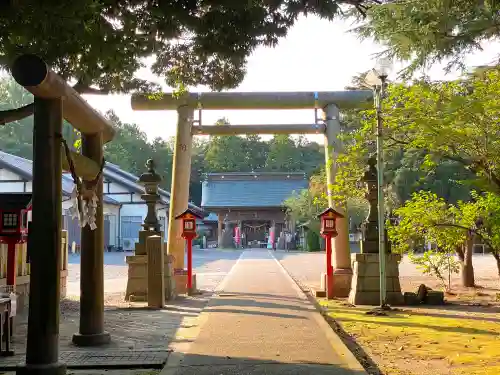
131, 90, 372, 297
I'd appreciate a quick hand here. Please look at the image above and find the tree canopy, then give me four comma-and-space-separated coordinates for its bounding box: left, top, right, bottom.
1, 0, 373, 93
351, 0, 500, 76
332, 67, 500, 212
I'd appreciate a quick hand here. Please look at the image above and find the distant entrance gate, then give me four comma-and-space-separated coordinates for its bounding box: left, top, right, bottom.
131, 90, 373, 298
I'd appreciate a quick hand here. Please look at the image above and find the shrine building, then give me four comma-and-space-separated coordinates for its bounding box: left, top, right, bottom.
201, 172, 308, 248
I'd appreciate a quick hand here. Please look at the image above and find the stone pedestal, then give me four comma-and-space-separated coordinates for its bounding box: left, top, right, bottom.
147, 235, 165, 308
332, 268, 353, 298
125, 251, 174, 302
348, 253, 404, 306
173, 272, 197, 295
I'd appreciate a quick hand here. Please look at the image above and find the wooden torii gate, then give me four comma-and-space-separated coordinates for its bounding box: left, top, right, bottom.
10, 54, 115, 375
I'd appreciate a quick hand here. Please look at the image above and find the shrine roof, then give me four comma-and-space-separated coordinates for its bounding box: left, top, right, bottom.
201, 172, 308, 208
0, 151, 199, 210
104, 162, 205, 216
0, 150, 120, 204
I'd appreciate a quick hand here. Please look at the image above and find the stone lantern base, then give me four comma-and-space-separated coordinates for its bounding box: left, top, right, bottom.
125, 231, 176, 302
348, 253, 404, 306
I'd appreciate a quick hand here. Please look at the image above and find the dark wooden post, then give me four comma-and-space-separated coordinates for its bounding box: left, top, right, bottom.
72, 134, 110, 346
18, 98, 66, 375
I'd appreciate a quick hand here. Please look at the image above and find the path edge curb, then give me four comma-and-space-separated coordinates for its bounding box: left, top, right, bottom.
270, 252, 368, 375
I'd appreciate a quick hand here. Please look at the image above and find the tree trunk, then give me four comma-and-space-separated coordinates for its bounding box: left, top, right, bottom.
492, 252, 500, 281
456, 237, 475, 288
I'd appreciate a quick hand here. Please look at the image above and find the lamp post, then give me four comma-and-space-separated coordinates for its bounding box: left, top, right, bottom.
364, 57, 392, 307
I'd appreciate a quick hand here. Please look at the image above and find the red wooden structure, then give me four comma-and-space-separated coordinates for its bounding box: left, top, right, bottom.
0, 193, 32, 289
317, 207, 344, 299
175, 208, 203, 294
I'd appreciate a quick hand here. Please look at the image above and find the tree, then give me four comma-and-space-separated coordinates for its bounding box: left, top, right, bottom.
204, 119, 249, 172
0, 77, 78, 156
285, 167, 368, 236
468, 192, 500, 279
241, 134, 269, 172
337, 69, 500, 214
350, 0, 500, 77
190, 138, 208, 205
265, 134, 302, 171
384, 71, 500, 192
1, 1, 371, 117
103, 110, 153, 176
389, 149, 476, 206
388, 191, 477, 287
0, 1, 371, 126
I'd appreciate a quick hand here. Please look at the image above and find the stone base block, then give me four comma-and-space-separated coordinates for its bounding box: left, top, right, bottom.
173, 273, 197, 295
426, 291, 445, 305
404, 292, 420, 305
348, 254, 404, 306
349, 291, 404, 306
126, 254, 174, 302
332, 269, 353, 298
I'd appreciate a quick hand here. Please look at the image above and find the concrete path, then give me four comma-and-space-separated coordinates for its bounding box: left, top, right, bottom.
163, 249, 366, 375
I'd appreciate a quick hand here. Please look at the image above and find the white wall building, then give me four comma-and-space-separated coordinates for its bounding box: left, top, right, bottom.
0, 151, 204, 251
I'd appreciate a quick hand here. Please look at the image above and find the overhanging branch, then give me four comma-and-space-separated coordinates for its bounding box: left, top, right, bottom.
0, 103, 34, 125
433, 222, 496, 251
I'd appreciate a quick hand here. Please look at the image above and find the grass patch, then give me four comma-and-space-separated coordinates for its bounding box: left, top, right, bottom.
319, 299, 500, 375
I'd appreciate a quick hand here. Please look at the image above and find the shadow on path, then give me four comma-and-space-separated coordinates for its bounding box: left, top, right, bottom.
168, 353, 367, 375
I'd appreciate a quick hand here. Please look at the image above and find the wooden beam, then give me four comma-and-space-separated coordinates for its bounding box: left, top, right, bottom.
10, 55, 115, 143
192, 123, 325, 135
60, 146, 101, 181
131, 90, 373, 111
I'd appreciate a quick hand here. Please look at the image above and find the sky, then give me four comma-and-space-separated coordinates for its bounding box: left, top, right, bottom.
82, 15, 500, 143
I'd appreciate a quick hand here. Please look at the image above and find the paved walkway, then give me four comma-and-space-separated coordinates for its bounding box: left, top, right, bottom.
163, 249, 366, 375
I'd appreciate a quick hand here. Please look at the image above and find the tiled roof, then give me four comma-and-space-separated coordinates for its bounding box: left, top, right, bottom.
201, 172, 308, 208
0, 150, 206, 213
0, 151, 207, 214
104, 162, 204, 215
0, 152, 130, 207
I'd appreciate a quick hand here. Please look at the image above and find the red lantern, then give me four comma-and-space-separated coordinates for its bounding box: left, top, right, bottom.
0, 193, 32, 289
175, 208, 203, 294
318, 207, 343, 238
317, 207, 344, 300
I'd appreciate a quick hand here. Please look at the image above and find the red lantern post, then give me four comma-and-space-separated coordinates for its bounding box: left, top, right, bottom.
0, 194, 32, 291
317, 207, 344, 299
175, 208, 203, 294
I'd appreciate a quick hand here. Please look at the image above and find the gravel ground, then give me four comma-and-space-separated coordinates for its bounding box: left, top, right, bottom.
274, 251, 500, 298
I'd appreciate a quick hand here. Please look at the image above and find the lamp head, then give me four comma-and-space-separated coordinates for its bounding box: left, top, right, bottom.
375, 57, 393, 79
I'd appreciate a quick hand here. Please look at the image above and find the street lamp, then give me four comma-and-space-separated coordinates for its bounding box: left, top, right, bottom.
364, 57, 392, 307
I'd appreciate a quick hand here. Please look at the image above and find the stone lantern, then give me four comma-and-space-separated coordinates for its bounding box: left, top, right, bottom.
360, 156, 379, 253
139, 159, 162, 232
125, 159, 172, 303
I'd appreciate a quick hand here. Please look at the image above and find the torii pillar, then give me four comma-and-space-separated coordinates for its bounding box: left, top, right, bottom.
166, 105, 195, 293
323, 104, 352, 297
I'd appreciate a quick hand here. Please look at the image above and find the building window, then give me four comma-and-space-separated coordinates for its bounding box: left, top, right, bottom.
121, 216, 142, 239
2, 212, 18, 229
159, 216, 166, 231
